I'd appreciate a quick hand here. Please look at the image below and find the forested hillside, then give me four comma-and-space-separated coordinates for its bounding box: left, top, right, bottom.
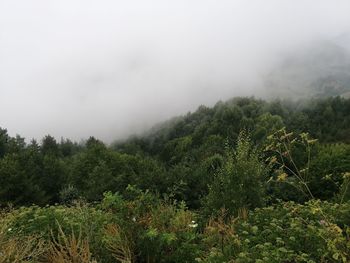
1, 96, 350, 262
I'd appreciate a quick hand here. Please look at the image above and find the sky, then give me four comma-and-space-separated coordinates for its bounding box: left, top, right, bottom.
1, 0, 350, 143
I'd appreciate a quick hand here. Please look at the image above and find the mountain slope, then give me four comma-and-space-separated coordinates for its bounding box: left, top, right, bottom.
264, 39, 350, 99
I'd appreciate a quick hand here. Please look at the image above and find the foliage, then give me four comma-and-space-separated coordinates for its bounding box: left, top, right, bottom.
2, 198, 350, 262
264, 128, 318, 202
309, 144, 350, 200
0, 96, 350, 262
203, 131, 268, 217
2, 202, 114, 262
338, 172, 350, 203
0, 210, 45, 262
103, 223, 134, 263
59, 185, 80, 205
101, 189, 201, 262
44, 222, 97, 263
199, 201, 350, 262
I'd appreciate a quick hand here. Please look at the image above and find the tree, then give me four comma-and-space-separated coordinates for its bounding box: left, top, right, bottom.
253, 113, 284, 142
309, 143, 350, 200
0, 127, 9, 158
41, 135, 59, 156
0, 154, 46, 206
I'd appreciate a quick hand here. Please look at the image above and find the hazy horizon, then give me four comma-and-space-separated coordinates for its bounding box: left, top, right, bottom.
1, 0, 350, 143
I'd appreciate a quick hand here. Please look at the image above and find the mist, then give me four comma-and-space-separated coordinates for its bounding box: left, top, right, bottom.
1, 0, 350, 142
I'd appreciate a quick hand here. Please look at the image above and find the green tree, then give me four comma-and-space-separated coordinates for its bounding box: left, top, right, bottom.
0, 127, 9, 158
309, 143, 350, 200
0, 154, 46, 205
253, 113, 284, 142
41, 154, 66, 202
41, 135, 59, 156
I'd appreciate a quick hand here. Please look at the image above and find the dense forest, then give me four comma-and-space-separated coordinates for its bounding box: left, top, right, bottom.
1, 96, 350, 262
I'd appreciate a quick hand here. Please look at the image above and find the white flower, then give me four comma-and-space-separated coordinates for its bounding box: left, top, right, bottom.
132, 217, 136, 222
188, 221, 198, 228
7, 228, 12, 232
319, 220, 326, 225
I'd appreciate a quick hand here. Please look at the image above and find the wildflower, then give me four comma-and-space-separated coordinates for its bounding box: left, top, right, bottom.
277, 173, 288, 182
269, 156, 277, 165
319, 220, 326, 226
132, 217, 136, 222
189, 220, 198, 228
7, 228, 12, 232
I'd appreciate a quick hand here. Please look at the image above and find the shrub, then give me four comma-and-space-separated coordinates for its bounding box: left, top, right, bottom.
3, 202, 114, 262
59, 185, 80, 205
203, 131, 268, 218
0, 209, 45, 262
137, 201, 200, 263
101, 188, 201, 263
200, 201, 350, 262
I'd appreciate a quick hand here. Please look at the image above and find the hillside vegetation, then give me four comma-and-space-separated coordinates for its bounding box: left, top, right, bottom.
1, 96, 350, 262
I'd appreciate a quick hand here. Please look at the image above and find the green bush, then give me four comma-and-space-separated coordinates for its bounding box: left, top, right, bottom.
203, 131, 268, 218
200, 201, 350, 262
101, 188, 201, 262
3, 202, 114, 262
2, 197, 350, 262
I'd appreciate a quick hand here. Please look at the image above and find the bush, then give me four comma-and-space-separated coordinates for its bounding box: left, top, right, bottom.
3, 202, 114, 262
0, 209, 45, 262
59, 185, 80, 205
200, 201, 350, 262
1, 197, 350, 262
101, 188, 201, 262
203, 131, 268, 218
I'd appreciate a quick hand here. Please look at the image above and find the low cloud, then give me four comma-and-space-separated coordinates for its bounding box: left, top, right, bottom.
1, 0, 350, 142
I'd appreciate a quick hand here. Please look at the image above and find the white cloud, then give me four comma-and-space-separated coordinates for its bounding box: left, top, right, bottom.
1, 0, 350, 142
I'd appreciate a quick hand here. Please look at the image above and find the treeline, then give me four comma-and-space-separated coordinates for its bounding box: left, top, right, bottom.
0, 96, 349, 208
115, 96, 350, 158
0, 133, 166, 206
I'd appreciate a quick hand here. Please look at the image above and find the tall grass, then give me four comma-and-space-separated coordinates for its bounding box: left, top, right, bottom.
104, 224, 134, 263
43, 222, 97, 263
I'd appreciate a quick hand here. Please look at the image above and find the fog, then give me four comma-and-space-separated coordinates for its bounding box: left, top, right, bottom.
1, 0, 350, 142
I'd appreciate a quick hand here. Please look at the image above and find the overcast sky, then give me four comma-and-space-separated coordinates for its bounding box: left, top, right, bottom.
1, 0, 350, 143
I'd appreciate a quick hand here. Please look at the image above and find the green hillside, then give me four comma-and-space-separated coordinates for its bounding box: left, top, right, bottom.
1, 96, 350, 262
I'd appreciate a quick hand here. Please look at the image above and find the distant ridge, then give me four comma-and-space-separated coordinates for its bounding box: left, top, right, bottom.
264, 36, 350, 99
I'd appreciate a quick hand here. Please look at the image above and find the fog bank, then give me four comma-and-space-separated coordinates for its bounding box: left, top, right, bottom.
1, 0, 350, 142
